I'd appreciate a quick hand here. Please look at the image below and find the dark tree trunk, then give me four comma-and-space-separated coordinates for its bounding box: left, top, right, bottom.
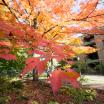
32, 14, 40, 81
33, 69, 38, 81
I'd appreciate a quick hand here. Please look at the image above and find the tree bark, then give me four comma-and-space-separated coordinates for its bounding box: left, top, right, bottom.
33, 69, 38, 81
32, 14, 40, 81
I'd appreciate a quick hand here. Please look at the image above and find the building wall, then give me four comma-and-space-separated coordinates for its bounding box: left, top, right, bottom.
94, 35, 104, 62
79, 34, 104, 74
79, 34, 104, 62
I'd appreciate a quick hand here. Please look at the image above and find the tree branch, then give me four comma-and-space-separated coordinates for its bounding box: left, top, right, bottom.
2, 0, 19, 22
0, 3, 5, 5
71, 0, 98, 21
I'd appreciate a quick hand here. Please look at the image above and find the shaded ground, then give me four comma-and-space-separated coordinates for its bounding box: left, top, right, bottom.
3, 80, 104, 104
7, 80, 72, 104
1, 75, 104, 104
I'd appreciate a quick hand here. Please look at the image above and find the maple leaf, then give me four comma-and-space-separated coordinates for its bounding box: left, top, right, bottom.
49, 69, 62, 94
33, 49, 46, 57
0, 49, 10, 54
0, 54, 16, 60
62, 69, 80, 88
72, 46, 97, 55
21, 57, 47, 76
25, 57, 39, 65
21, 57, 40, 76
36, 60, 47, 74
49, 69, 80, 94
21, 61, 37, 76
0, 41, 11, 47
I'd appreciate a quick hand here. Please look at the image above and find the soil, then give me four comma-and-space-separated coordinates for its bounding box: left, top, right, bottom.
7, 80, 104, 104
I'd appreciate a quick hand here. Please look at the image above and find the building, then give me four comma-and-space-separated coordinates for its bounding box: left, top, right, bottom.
79, 34, 104, 74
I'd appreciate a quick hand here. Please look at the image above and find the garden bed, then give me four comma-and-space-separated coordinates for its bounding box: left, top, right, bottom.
0, 79, 104, 104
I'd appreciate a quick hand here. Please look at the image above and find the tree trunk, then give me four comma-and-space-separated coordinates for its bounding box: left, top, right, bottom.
32, 15, 40, 81
33, 69, 38, 81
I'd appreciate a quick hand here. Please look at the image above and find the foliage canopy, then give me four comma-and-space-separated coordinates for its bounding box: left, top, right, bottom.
0, 0, 104, 93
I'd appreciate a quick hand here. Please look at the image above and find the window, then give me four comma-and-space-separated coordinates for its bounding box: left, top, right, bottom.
102, 40, 104, 46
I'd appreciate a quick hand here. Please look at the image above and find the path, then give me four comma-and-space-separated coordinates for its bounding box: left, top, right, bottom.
82, 75, 104, 90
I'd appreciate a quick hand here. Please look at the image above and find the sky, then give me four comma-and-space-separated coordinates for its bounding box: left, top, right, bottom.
71, 0, 104, 14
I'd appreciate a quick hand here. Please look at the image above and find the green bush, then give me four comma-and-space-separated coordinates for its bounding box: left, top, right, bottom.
0, 77, 11, 103
0, 48, 27, 78
96, 63, 104, 74
60, 86, 96, 104
101, 63, 104, 74
0, 77, 23, 96
0, 77, 24, 104
71, 61, 87, 73
0, 96, 11, 104
8, 80, 23, 89
72, 61, 104, 75
0, 77, 10, 95
16, 95, 29, 101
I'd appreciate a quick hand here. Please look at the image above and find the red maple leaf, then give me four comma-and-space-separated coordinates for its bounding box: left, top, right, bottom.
0, 54, 16, 60
21, 57, 47, 76
49, 69, 80, 94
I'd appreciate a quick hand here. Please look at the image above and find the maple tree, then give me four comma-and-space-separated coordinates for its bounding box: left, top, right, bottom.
0, 0, 104, 94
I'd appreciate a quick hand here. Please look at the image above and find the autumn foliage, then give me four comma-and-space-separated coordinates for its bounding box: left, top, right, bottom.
0, 0, 104, 93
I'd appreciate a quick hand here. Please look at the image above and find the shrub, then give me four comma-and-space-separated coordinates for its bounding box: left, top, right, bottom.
60, 86, 96, 104
0, 96, 11, 104
0, 48, 27, 78
8, 80, 23, 89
